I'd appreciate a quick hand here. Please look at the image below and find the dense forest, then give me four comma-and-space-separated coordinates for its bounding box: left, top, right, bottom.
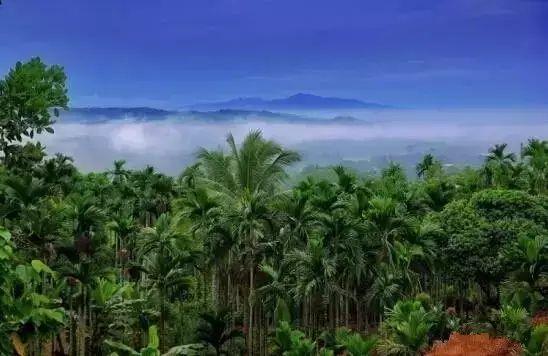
0, 59, 546, 356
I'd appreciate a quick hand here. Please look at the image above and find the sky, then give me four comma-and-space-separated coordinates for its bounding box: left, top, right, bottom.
1, 0, 547, 109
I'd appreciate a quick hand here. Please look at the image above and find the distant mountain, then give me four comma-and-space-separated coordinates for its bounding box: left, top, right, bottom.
62, 107, 176, 122
60, 107, 370, 125
183, 109, 303, 122
186, 93, 390, 111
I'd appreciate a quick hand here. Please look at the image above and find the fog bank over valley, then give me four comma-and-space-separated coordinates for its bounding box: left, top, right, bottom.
38, 108, 548, 176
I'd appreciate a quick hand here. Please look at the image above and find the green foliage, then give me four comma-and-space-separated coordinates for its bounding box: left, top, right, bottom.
378, 300, 435, 355
275, 297, 292, 325
526, 324, 548, 356
272, 321, 302, 355
0, 58, 68, 164
285, 337, 316, 356
0, 227, 65, 353
163, 343, 206, 355
435, 189, 548, 284
317, 349, 334, 356
499, 304, 530, 343
335, 328, 377, 356
106, 325, 160, 356
271, 321, 316, 356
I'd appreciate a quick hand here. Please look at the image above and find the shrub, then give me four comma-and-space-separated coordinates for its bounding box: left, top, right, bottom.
271, 321, 315, 356
499, 304, 530, 343
335, 328, 377, 356
378, 300, 435, 355
525, 324, 548, 355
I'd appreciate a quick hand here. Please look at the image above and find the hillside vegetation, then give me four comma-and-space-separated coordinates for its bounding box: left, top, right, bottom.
1, 59, 546, 356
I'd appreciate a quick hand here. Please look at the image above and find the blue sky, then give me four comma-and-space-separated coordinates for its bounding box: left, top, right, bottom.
1, 0, 547, 109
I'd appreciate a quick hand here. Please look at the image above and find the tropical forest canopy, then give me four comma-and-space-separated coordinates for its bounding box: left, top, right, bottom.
0, 59, 547, 356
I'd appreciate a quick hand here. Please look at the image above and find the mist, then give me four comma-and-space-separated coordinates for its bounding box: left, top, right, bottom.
38, 109, 548, 175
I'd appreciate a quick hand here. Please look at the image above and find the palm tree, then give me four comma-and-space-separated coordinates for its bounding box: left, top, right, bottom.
56, 194, 108, 356
109, 160, 130, 184
484, 143, 516, 187
34, 153, 76, 196
333, 165, 357, 194
421, 178, 455, 212
365, 264, 406, 323
402, 219, 439, 270
15, 199, 64, 262
177, 162, 202, 190
198, 131, 300, 197
286, 237, 336, 334
416, 154, 438, 179
487, 143, 516, 164
138, 213, 195, 352
521, 139, 548, 166
196, 309, 244, 356
365, 196, 406, 266
177, 187, 219, 236
1, 175, 48, 219
64, 194, 105, 240
132, 166, 174, 227
257, 264, 290, 324
108, 208, 138, 279
273, 190, 319, 252
198, 130, 300, 354
521, 139, 548, 194
2, 141, 47, 173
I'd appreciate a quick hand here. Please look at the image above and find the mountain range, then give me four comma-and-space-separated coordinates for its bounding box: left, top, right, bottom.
185, 93, 390, 111
61, 107, 366, 125
61, 93, 388, 123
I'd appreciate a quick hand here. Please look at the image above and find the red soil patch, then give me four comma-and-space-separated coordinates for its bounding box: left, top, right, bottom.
531, 310, 548, 327
425, 333, 522, 356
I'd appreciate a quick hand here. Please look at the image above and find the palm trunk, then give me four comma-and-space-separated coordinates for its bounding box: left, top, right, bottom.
160, 288, 166, 353
345, 291, 349, 328
355, 289, 361, 331
69, 286, 76, 356
248, 265, 254, 355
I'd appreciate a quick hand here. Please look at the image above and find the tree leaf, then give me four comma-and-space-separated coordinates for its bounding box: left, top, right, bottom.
31, 260, 54, 274
0, 227, 11, 242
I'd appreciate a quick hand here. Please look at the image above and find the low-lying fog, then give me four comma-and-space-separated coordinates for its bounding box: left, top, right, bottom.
39, 109, 548, 175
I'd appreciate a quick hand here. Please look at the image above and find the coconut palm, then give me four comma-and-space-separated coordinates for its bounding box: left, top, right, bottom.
198, 130, 300, 198
198, 130, 300, 354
